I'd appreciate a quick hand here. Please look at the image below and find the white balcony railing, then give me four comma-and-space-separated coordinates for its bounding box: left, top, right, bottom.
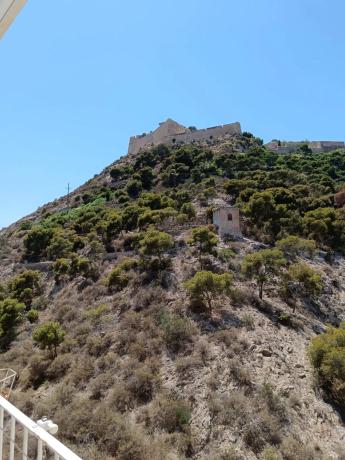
0, 393, 82, 460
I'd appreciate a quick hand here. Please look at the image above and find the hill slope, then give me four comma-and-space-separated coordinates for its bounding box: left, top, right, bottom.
1, 133, 345, 459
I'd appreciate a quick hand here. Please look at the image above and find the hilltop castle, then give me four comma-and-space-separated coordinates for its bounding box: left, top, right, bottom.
128, 119, 242, 155
128, 119, 344, 156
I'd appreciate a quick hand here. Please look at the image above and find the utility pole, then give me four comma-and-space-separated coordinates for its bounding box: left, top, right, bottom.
67, 183, 70, 214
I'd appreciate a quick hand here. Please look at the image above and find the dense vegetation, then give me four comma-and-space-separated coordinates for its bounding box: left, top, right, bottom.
1, 135, 345, 459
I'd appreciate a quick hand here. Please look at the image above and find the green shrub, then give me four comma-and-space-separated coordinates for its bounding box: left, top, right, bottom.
138, 166, 155, 190
108, 267, 129, 291
53, 258, 70, 283
0, 298, 25, 350
217, 248, 236, 263
188, 226, 218, 267
288, 262, 323, 296
309, 323, 345, 407
27, 309, 39, 323
139, 228, 174, 266
117, 257, 138, 271
33, 321, 65, 357
184, 271, 233, 310
46, 232, 73, 260
85, 304, 110, 325
242, 249, 286, 299
260, 447, 281, 460
151, 394, 191, 433
180, 202, 196, 219
24, 226, 54, 261
276, 235, 316, 259
69, 256, 95, 279
110, 167, 122, 180
9, 270, 41, 308
126, 179, 143, 198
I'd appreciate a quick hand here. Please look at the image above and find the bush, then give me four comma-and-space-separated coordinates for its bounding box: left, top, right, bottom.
260, 447, 281, 460
0, 298, 25, 350
184, 271, 233, 310
126, 364, 160, 403
309, 323, 345, 407
26, 354, 50, 388
69, 255, 95, 279
9, 270, 41, 308
118, 257, 138, 271
108, 267, 129, 291
24, 226, 54, 261
46, 232, 73, 260
85, 304, 110, 325
188, 226, 218, 266
45, 354, 71, 380
27, 309, 39, 323
140, 228, 173, 260
110, 167, 122, 180
180, 202, 196, 219
160, 312, 195, 353
53, 258, 70, 283
150, 394, 191, 433
126, 179, 143, 198
33, 321, 65, 357
109, 385, 134, 412
288, 262, 323, 297
276, 235, 316, 259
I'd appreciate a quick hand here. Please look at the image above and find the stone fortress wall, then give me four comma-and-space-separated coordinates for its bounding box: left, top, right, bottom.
128, 119, 242, 155
265, 139, 345, 154
128, 119, 344, 156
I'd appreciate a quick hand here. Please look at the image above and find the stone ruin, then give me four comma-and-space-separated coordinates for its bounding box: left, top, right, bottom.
265, 139, 345, 154
128, 118, 242, 155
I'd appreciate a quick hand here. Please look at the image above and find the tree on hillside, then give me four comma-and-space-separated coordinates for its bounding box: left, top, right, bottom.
126, 179, 143, 198
244, 191, 276, 224
188, 226, 218, 267
180, 202, 196, 219
139, 228, 174, 266
242, 249, 286, 299
288, 262, 323, 297
9, 270, 41, 309
24, 226, 54, 261
138, 166, 155, 190
33, 321, 65, 358
309, 323, 345, 408
184, 271, 232, 310
109, 167, 122, 181
0, 298, 25, 350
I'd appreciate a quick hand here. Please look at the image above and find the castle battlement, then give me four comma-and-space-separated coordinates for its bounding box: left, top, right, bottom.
265, 139, 345, 154
128, 119, 241, 155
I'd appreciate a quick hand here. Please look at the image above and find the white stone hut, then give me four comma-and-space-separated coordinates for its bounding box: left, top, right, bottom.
213, 206, 241, 237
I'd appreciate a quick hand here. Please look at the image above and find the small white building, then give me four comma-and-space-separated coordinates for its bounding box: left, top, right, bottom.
213, 206, 241, 237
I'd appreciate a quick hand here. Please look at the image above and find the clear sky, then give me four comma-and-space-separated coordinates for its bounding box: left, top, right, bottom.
1, 0, 345, 228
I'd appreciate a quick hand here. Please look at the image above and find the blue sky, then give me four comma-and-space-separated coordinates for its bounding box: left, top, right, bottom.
1, 0, 345, 228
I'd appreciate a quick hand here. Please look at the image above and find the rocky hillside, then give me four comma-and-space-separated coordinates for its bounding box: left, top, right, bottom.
1, 133, 345, 459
